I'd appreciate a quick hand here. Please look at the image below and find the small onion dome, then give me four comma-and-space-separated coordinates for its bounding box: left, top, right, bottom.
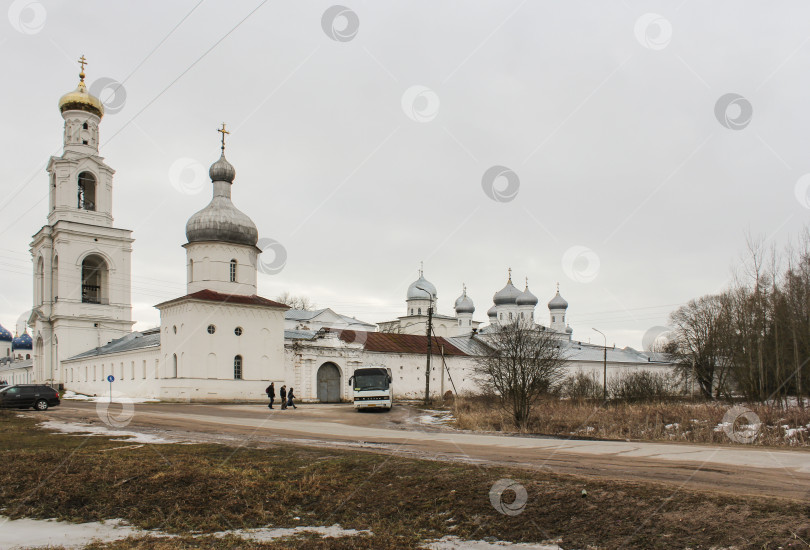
0, 324, 12, 342
565, 325, 573, 334
487, 305, 497, 318
493, 279, 521, 305
407, 274, 437, 301
12, 332, 32, 351
209, 153, 236, 183
548, 289, 569, 310
185, 153, 258, 247
516, 282, 539, 306
454, 287, 475, 314
59, 80, 104, 119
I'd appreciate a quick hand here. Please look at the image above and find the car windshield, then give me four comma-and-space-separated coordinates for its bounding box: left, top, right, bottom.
354, 374, 389, 391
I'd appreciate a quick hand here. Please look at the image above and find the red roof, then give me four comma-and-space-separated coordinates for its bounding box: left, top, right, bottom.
336, 330, 468, 356
156, 289, 290, 309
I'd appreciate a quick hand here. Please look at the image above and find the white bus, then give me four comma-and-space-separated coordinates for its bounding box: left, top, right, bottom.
349, 367, 393, 411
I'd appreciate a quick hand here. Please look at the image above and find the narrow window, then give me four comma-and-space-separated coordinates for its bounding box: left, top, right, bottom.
172, 354, 178, 378
82, 122, 88, 130
189, 259, 194, 282
229, 259, 237, 283
234, 355, 243, 379
418, 308, 422, 315
552, 316, 556, 323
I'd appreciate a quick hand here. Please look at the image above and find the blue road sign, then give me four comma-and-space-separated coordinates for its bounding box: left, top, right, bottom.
107, 375, 115, 383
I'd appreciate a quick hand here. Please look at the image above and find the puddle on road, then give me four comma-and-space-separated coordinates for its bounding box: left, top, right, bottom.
0, 516, 370, 549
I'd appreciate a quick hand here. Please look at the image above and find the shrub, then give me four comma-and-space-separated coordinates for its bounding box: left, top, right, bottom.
560, 371, 603, 401
608, 370, 677, 403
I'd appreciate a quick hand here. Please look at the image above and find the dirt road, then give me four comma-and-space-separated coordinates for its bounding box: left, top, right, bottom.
50, 401, 810, 501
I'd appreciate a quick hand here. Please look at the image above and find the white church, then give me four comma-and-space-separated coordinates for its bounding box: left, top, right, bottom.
4, 60, 674, 402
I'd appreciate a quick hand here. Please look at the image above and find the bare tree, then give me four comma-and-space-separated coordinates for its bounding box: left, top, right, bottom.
275, 292, 317, 311
474, 320, 566, 429
666, 294, 729, 399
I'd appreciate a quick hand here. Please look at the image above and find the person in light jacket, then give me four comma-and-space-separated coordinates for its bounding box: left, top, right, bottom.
279, 385, 287, 410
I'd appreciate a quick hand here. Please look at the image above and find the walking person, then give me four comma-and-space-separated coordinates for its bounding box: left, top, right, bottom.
265, 382, 275, 409
279, 385, 287, 410
287, 387, 297, 409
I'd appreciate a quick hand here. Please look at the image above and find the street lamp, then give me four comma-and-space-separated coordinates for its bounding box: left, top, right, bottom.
415, 285, 434, 405
592, 328, 607, 402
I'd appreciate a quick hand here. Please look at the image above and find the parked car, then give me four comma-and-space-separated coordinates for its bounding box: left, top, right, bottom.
0, 384, 60, 411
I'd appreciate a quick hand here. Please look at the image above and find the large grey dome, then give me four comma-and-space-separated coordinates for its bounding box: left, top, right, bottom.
407, 274, 437, 301
493, 279, 521, 305
185, 153, 258, 247
454, 287, 475, 314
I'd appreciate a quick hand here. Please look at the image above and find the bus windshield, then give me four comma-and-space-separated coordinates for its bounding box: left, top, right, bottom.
353, 373, 389, 391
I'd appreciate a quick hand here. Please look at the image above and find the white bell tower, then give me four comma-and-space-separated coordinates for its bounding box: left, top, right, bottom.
29, 56, 134, 385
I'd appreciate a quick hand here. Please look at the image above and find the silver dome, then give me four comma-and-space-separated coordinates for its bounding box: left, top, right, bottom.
209, 153, 236, 183
407, 274, 437, 301
185, 153, 258, 247
548, 290, 568, 310
493, 279, 521, 305
487, 305, 497, 318
516, 283, 538, 306
454, 287, 475, 314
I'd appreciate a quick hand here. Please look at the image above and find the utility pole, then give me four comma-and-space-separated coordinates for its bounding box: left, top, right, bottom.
424, 301, 433, 405
593, 328, 607, 402
415, 283, 434, 405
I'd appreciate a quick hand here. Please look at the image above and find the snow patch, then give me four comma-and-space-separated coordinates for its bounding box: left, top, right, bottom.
0, 516, 368, 549
39, 420, 182, 445
61, 390, 159, 404
427, 536, 561, 549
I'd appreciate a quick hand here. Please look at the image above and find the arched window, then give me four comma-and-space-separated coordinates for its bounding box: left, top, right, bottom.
77, 172, 96, 211
509, 312, 513, 320
229, 259, 237, 283
410, 309, 413, 315
52, 256, 58, 301
233, 355, 243, 379
418, 308, 422, 315
36, 257, 44, 305
172, 354, 178, 378
81, 255, 108, 304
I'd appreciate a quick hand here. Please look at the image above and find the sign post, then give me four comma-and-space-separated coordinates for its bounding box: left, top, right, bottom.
106, 375, 114, 403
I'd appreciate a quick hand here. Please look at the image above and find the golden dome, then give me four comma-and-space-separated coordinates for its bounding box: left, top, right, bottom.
58, 56, 104, 119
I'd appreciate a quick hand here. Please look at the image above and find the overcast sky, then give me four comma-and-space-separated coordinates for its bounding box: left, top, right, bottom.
2, 1, 809, 349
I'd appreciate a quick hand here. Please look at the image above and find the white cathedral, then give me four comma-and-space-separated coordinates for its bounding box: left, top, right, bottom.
2, 61, 674, 402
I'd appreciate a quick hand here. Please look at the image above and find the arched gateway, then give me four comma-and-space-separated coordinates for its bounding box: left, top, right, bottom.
316, 362, 341, 403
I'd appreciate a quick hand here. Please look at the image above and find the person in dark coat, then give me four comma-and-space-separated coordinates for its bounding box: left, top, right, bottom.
266, 382, 275, 409
287, 387, 297, 409
280, 385, 287, 410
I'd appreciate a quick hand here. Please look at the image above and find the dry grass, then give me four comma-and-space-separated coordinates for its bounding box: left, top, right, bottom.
451, 395, 810, 447
2, 410, 810, 549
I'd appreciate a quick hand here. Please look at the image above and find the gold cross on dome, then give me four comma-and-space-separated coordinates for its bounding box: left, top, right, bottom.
78, 55, 87, 82
218, 122, 230, 151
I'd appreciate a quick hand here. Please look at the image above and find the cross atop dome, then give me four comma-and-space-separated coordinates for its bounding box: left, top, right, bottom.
78, 54, 87, 83
218, 122, 230, 152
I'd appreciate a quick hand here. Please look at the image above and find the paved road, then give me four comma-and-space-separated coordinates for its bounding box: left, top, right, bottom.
48, 401, 810, 501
